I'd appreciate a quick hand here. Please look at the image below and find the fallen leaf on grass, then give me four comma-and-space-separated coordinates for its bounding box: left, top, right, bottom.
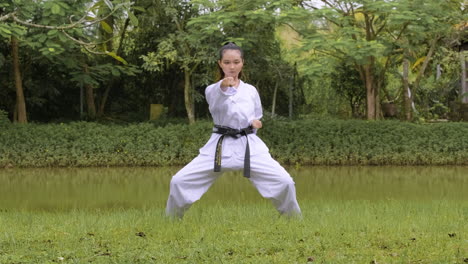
95, 250, 111, 257
136, 231, 146, 237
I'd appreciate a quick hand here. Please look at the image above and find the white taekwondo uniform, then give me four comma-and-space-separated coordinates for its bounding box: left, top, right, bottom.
165, 80, 301, 218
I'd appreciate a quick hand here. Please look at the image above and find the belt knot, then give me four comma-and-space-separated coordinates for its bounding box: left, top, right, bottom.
212, 125, 254, 178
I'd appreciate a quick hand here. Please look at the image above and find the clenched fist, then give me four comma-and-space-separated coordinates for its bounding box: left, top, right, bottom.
251, 119, 262, 129
220, 77, 238, 89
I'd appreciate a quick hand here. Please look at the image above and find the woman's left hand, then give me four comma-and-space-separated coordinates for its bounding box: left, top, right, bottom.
251, 119, 262, 129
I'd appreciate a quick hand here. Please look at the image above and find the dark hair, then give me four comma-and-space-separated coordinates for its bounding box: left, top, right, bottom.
218, 42, 244, 60
217, 42, 244, 79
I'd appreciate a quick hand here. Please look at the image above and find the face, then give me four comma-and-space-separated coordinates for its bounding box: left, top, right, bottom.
218, 49, 244, 78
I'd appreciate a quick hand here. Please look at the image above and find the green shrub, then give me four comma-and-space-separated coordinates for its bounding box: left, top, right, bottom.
0, 119, 467, 167
260, 119, 468, 165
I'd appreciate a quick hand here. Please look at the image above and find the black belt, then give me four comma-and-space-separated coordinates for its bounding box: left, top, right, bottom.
213, 125, 254, 178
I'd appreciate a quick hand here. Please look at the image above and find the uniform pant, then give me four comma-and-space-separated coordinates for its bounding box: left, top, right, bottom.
165, 152, 301, 218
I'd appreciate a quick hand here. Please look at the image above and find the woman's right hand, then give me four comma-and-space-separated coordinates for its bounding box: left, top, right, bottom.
220, 77, 236, 90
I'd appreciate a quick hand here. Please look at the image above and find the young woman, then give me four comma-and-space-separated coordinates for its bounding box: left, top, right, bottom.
165, 42, 301, 218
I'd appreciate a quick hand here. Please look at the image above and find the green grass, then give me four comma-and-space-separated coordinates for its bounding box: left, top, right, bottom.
1, 200, 466, 263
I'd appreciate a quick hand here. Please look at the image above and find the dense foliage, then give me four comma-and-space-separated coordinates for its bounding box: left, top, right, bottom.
1, 119, 467, 167
1, 0, 466, 123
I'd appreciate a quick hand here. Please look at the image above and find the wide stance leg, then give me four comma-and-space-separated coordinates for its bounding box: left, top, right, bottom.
249, 153, 301, 217
166, 155, 220, 218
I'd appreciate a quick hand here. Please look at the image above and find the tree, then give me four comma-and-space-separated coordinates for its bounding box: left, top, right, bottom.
141, 0, 212, 124
141, 0, 293, 123
188, 0, 298, 118
0, 0, 133, 122
331, 62, 366, 117
10, 36, 27, 123
396, 0, 466, 120
284, 0, 466, 120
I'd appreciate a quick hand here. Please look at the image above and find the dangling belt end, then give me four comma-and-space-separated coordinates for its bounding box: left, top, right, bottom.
212, 125, 254, 178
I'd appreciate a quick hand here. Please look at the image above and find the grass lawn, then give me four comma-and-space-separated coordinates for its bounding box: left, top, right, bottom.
1, 200, 466, 263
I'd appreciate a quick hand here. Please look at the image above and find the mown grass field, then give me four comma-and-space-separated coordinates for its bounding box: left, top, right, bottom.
0, 165, 467, 263
1, 199, 467, 263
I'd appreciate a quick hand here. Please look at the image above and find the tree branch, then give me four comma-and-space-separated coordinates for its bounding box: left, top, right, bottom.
11, 4, 123, 30
350, 2, 355, 16
369, 14, 376, 36
375, 19, 387, 36
313, 47, 344, 60
282, 22, 301, 34
61, 30, 114, 55
0, 11, 15, 22
342, 2, 352, 14
364, 13, 373, 40
386, 21, 410, 42
301, 2, 320, 10
414, 36, 439, 88
321, 0, 342, 13
189, 60, 201, 75
336, 1, 346, 14
116, 18, 130, 56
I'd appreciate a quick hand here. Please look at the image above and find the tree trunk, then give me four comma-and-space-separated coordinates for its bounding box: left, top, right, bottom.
184, 69, 195, 124
85, 84, 96, 120
288, 76, 293, 118
98, 18, 130, 117
362, 13, 379, 120
84, 65, 96, 120
461, 52, 467, 104
364, 63, 376, 120
98, 79, 114, 117
11, 36, 27, 123
414, 38, 438, 93
375, 76, 381, 119
271, 81, 278, 118
403, 58, 412, 121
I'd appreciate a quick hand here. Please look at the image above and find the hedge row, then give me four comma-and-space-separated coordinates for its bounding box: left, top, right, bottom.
261, 119, 468, 165
0, 119, 467, 167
